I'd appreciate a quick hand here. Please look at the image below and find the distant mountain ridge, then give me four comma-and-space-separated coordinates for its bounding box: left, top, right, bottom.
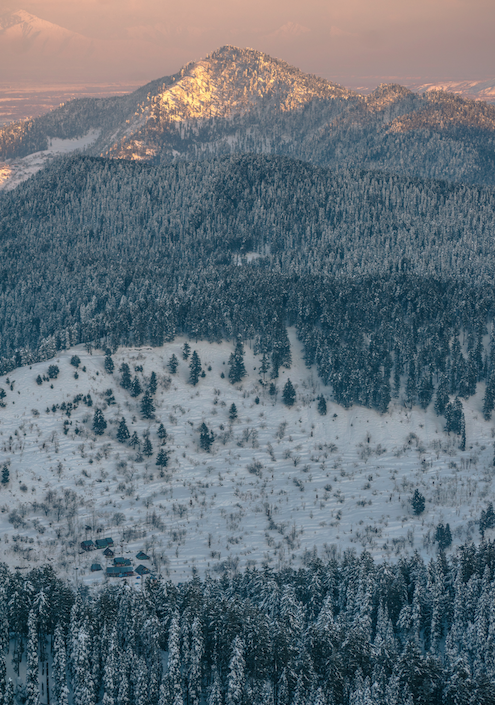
1, 45, 495, 186
409, 78, 495, 103
0, 9, 93, 56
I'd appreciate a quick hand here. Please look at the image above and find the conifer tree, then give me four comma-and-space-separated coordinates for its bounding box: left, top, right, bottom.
135, 657, 149, 705
156, 448, 169, 469
405, 360, 417, 408
208, 669, 222, 705
157, 423, 167, 443
129, 431, 140, 448
434, 374, 449, 417
26, 609, 40, 705
141, 390, 155, 419
317, 395, 327, 415
483, 370, 495, 420
143, 436, 153, 457
3, 679, 14, 705
377, 376, 391, 414
148, 371, 158, 395
189, 351, 202, 386
182, 342, 191, 360
119, 363, 132, 390
411, 489, 425, 515
417, 373, 434, 410
130, 376, 142, 398
104, 350, 114, 375
200, 423, 214, 452
167, 612, 183, 705
188, 617, 204, 705
73, 626, 95, 705
168, 354, 179, 374
101, 629, 116, 705
277, 669, 289, 705
271, 327, 292, 378
92, 408, 107, 436
53, 622, 69, 705
282, 379, 296, 407
479, 502, 495, 537
229, 403, 238, 421
435, 523, 452, 550
226, 636, 245, 705
260, 352, 270, 382
2, 465, 11, 485
117, 648, 133, 705
228, 340, 247, 384
116, 417, 130, 443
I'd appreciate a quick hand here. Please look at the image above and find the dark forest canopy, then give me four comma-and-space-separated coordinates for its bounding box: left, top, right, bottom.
1, 154, 495, 414
1, 541, 495, 705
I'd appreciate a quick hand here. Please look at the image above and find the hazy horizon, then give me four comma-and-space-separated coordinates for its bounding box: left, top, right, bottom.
1, 0, 494, 87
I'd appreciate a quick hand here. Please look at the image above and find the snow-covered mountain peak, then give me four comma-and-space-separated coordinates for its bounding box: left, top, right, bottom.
106, 45, 355, 159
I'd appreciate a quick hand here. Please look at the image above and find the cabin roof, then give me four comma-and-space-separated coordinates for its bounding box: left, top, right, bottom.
106, 566, 133, 576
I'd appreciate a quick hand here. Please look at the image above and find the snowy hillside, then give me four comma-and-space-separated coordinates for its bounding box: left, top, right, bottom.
0, 130, 100, 190
0, 332, 492, 586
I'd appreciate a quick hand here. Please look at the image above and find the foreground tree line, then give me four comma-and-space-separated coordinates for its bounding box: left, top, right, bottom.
1, 541, 495, 705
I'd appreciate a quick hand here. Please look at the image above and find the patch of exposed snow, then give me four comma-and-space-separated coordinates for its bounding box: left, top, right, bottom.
0, 128, 100, 191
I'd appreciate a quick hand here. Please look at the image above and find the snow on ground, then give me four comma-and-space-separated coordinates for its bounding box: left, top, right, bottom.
0, 330, 493, 588
0, 129, 100, 191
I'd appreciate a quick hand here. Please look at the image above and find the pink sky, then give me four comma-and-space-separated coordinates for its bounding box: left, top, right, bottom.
1, 0, 494, 85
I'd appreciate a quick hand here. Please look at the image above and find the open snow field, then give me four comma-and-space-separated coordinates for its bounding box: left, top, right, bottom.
0, 331, 493, 586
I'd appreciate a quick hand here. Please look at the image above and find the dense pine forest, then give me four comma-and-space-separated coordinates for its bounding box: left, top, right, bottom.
1, 543, 495, 705
1, 154, 495, 421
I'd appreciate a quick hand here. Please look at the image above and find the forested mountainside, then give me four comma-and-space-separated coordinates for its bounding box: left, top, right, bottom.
1, 154, 495, 419
2, 543, 495, 705
1, 46, 495, 186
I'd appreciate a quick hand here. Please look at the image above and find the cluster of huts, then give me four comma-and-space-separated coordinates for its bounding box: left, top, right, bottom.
81, 537, 152, 578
